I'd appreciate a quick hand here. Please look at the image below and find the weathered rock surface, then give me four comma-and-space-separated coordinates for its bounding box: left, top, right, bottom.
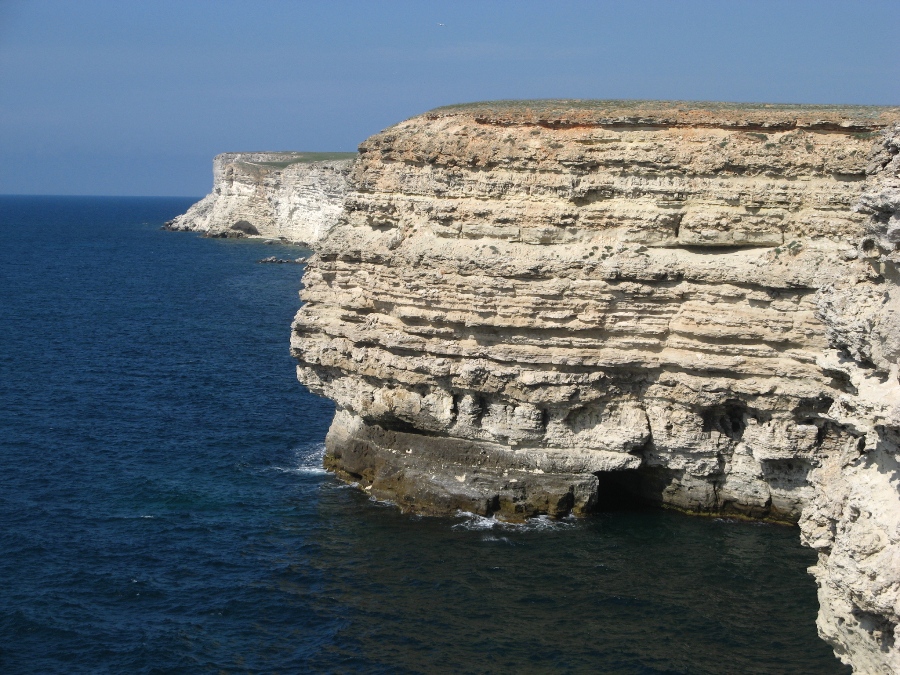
167, 152, 355, 246
291, 100, 900, 672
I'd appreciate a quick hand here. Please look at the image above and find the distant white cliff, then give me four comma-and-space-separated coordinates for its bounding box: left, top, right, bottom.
166, 152, 355, 246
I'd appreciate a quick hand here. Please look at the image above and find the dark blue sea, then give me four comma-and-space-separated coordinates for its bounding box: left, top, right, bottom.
0, 196, 849, 674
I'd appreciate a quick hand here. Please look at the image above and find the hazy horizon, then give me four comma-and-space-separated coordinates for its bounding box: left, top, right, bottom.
2, 0, 899, 197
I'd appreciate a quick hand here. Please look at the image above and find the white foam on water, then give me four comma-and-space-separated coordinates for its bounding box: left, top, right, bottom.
452, 511, 575, 532
294, 443, 328, 475
266, 444, 327, 476
481, 536, 513, 544
452, 513, 498, 530
369, 496, 398, 508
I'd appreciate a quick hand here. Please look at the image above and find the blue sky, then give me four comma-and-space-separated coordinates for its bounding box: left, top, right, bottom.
2, 0, 898, 196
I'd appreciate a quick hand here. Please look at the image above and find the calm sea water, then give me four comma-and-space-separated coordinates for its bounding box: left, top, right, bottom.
0, 196, 849, 674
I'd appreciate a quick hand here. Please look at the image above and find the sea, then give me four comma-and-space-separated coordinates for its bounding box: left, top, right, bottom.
0, 196, 850, 674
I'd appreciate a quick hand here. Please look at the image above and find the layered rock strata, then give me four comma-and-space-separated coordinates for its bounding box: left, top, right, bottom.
291, 101, 900, 672
167, 151, 354, 246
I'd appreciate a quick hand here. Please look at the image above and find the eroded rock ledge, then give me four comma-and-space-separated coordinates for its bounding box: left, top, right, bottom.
291, 100, 900, 672
167, 151, 355, 246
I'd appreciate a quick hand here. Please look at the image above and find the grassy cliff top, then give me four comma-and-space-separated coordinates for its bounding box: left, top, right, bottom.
423, 99, 900, 129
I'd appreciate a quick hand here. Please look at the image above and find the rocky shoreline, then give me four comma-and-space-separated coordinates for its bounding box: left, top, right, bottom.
290, 101, 900, 673
170, 100, 900, 672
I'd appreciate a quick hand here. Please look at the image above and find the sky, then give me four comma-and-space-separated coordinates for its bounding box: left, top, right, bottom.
1, 0, 899, 197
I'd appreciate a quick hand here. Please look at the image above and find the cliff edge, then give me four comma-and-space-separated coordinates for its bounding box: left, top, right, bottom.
167, 151, 355, 246
292, 100, 900, 672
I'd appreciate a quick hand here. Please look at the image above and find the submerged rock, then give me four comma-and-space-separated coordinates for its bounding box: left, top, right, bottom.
291, 100, 900, 672
257, 256, 301, 264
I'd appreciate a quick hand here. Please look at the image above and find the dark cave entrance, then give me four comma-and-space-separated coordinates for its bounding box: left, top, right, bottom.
593, 468, 661, 512
230, 220, 260, 235
701, 401, 748, 440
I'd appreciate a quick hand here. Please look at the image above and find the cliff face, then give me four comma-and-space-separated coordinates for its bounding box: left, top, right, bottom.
291, 101, 900, 672
168, 152, 355, 246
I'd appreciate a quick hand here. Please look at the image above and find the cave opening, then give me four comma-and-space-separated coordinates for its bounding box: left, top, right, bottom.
593, 468, 662, 512
701, 401, 748, 440
230, 220, 260, 235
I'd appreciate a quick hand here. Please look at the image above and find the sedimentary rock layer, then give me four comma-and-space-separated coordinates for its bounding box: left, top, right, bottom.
167, 152, 354, 246
291, 100, 900, 672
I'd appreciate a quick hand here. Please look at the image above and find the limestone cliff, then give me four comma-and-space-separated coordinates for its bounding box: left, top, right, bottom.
167, 151, 354, 246
291, 100, 900, 672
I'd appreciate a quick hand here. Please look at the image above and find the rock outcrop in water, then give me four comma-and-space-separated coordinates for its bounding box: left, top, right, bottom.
291, 100, 900, 672
166, 152, 355, 246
